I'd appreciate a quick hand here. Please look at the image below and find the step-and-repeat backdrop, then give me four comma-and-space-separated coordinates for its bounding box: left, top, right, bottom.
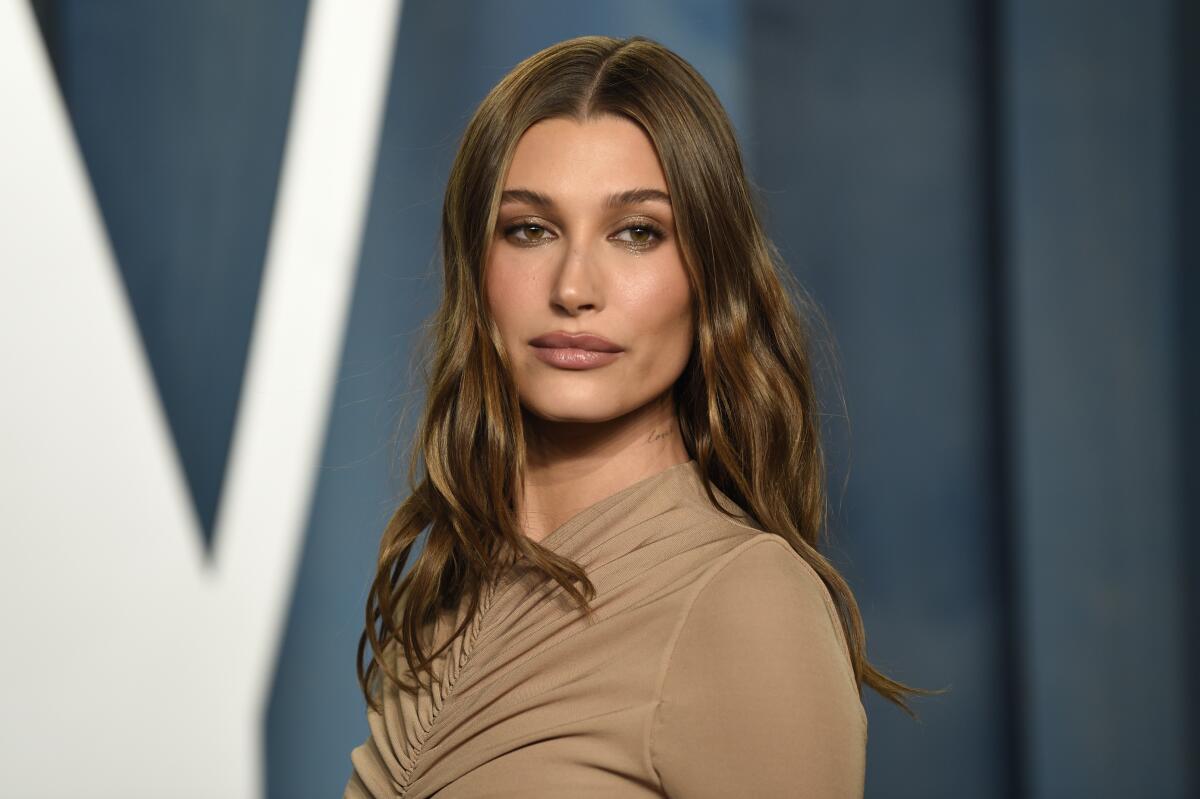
2, 1, 1194, 797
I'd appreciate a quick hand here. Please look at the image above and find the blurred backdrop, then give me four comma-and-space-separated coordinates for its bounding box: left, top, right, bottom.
1, 1, 1195, 797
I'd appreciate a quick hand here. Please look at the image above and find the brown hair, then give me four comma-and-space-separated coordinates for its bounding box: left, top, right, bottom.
357, 34, 941, 718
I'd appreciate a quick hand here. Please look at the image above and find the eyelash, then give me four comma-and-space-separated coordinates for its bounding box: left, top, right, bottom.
501, 217, 667, 250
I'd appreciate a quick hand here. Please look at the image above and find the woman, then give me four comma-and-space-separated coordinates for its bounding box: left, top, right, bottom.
345, 34, 933, 798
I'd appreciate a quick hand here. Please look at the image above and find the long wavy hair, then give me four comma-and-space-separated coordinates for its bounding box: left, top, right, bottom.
357, 34, 939, 718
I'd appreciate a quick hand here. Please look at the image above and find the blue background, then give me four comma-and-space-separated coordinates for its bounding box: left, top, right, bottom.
29, 1, 1198, 796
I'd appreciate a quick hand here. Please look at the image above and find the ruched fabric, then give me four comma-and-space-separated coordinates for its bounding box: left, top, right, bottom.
344, 459, 867, 798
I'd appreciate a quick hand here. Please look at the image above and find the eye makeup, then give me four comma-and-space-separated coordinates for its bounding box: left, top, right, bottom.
500, 216, 669, 251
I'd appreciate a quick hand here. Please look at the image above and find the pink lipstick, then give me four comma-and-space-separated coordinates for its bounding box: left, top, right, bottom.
529, 331, 624, 370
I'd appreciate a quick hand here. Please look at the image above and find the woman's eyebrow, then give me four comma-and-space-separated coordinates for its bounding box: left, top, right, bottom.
605, 188, 671, 208
500, 188, 553, 207
499, 187, 671, 209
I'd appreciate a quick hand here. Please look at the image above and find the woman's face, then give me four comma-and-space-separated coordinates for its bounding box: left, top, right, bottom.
485, 114, 694, 426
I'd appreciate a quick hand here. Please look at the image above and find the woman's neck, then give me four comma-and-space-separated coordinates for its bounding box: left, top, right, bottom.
516, 396, 690, 542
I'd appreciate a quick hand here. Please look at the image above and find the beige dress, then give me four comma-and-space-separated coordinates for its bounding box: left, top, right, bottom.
344, 459, 867, 798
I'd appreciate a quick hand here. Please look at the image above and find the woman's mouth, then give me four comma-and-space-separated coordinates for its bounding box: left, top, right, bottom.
529, 345, 622, 370
527, 330, 624, 369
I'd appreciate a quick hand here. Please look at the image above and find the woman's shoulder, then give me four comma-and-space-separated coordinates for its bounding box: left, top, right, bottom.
694, 533, 839, 617
666, 533, 862, 708
649, 534, 867, 796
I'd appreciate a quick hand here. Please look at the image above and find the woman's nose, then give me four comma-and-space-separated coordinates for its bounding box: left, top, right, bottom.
550, 239, 603, 314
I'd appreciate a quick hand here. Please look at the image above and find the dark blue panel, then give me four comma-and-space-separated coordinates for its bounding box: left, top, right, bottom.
36, 0, 308, 547
745, 2, 1009, 796
1007, 1, 1191, 795
1178, 0, 1200, 787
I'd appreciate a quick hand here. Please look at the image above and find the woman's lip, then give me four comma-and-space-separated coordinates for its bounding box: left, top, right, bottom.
530, 345, 622, 370
528, 332, 623, 352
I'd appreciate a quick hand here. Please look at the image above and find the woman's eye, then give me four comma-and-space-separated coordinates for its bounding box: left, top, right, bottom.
613, 224, 663, 248
505, 223, 554, 244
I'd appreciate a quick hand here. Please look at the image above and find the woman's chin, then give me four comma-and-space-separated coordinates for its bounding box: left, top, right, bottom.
520, 397, 631, 427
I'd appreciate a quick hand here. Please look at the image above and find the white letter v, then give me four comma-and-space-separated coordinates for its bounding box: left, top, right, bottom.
0, 1, 402, 796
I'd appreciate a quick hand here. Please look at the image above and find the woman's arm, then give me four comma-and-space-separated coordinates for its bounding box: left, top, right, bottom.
649, 538, 867, 798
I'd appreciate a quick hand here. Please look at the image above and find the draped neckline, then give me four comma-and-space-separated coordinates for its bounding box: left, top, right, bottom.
529, 457, 702, 554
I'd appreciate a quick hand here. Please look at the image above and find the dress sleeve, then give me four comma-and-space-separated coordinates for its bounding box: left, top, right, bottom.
342, 701, 400, 798
649, 538, 867, 798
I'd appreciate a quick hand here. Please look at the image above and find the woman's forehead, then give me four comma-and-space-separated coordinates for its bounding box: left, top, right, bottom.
503, 116, 669, 203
